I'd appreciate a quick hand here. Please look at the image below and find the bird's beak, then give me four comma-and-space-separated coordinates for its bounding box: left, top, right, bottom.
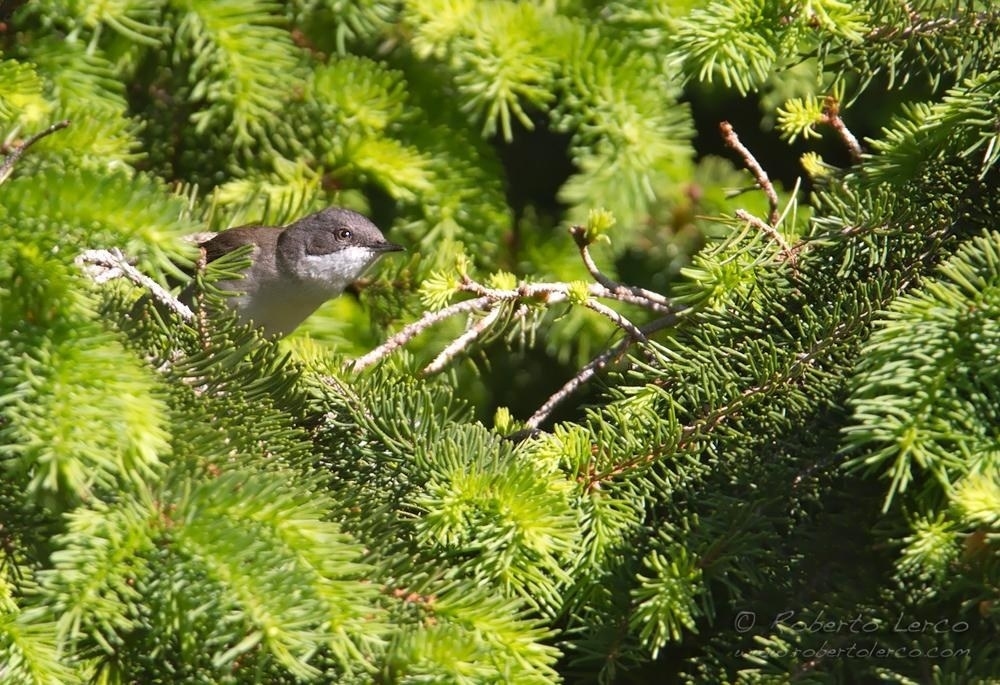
376, 241, 405, 253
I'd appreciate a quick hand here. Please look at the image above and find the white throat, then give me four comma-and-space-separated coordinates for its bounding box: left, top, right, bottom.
291, 246, 380, 295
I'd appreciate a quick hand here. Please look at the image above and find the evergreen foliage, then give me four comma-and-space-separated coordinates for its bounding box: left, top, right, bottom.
2, 1, 999, 683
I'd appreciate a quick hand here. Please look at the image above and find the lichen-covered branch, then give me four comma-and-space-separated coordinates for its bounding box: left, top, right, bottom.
350, 295, 496, 372
349, 227, 686, 425
77, 248, 194, 320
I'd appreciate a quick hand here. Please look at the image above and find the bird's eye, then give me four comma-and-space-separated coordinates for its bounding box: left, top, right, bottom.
336, 228, 353, 240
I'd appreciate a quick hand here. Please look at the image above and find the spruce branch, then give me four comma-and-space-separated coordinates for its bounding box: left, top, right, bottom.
353, 263, 681, 375
421, 305, 504, 375
734, 209, 794, 261
458, 274, 673, 314
351, 227, 685, 422
569, 224, 673, 312
703, 122, 801, 266
720, 121, 779, 225
776, 92, 862, 164
582, 299, 648, 342
457, 274, 658, 340
193, 246, 212, 351
820, 97, 863, 164
350, 295, 497, 372
349, 275, 665, 374
76, 248, 195, 320
716, 124, 798, 263
865, 7, 996, 42
583, 320, 847, 489
0, 119, 70, 185
525, 313, 678, 430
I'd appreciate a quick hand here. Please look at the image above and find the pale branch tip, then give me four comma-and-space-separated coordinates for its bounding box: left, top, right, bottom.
568, 224, 588, 248
76, 248, 195, 320
720, 120, 780, 226
0, 119, 71, 185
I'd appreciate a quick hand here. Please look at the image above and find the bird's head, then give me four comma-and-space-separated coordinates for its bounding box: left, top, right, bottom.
277, 208, 403, 290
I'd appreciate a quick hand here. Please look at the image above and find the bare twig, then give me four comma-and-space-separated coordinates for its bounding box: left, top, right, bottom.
0, 120, 71, 185
583, 299, 647, 342
525, 314, 678, 429
350, 218, 686, 420
350, 295, 495, 371
351, 274, 664, 373
569, 225, 673, 311
589, 284, 673, 312
574, 235, 618, 291
350, 255, 685, 417
458, 275, 673, 314
820, 97, 863, 164
457, 277, 538, 301
735, 209, 793, 259
76, 248, 194, 320
422, 305, 504, 375
460, 275, 668, 341
720, 121, 780, 225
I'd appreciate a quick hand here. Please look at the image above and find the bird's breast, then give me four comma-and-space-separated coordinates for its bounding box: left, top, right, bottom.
228, 282, 331, 337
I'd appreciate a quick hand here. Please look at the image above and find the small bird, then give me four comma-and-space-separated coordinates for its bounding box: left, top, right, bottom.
193, 207, 403, 337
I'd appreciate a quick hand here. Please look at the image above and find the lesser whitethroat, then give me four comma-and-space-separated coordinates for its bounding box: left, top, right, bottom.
190, 207, 403, 337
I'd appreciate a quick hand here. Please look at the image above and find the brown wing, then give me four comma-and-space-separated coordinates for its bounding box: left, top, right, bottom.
199, 225, 281, 263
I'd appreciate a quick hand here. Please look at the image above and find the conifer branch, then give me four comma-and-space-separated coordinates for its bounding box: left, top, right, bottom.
350, 275, 670, 375
456, 275, 673, 314
720, 121, 779, 225
525, 313, 679, 430
584, 324, 845, 488
10, 2, 1000, 681
0, 119, 70, 185
734, 209, 794, 260
717, 123, 797, 262
569, 225, 674, 312
865, 8, 995, 42
457, 274, 657, 339
77, 248, 195, 320
582, 299, 648, 342
821, 97, 863, 164
422, 305, 504, 375
350, 295, 496, 371
193, 247, 212, 351
351, 243, 684, 419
